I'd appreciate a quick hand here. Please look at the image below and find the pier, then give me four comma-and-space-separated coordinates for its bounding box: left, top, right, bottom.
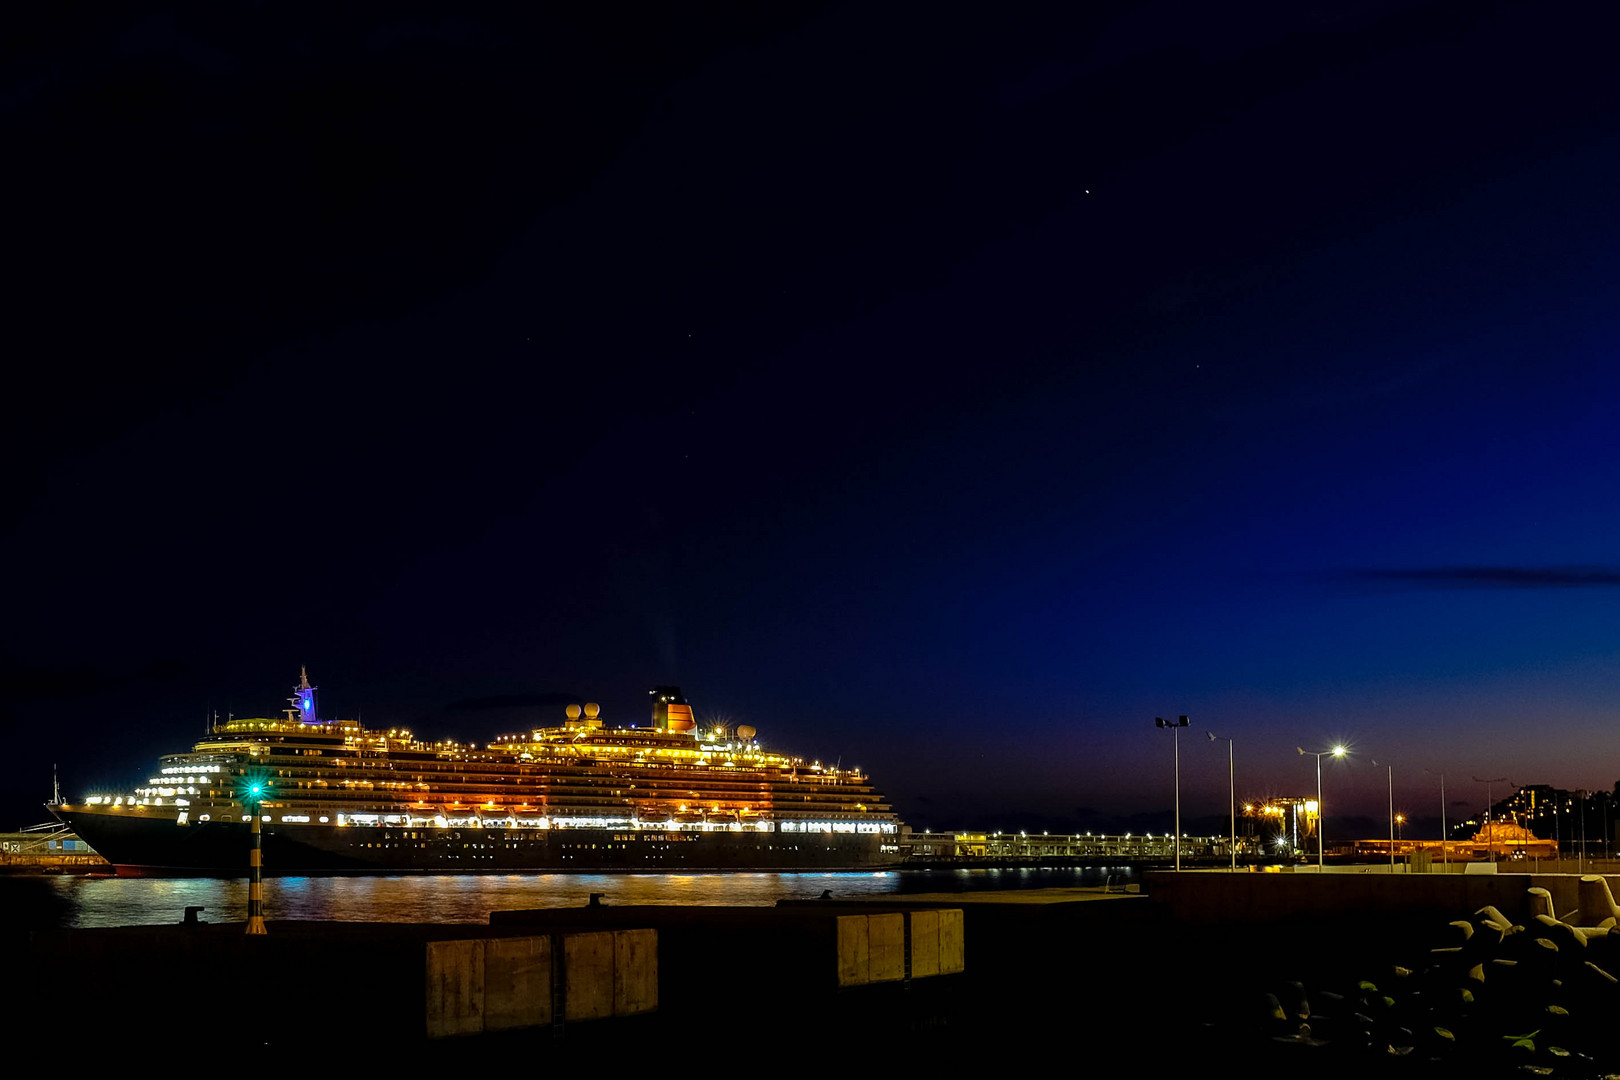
905, 828, 1228, 863
0, 830, 108, 873
22, 872, 1620, 1069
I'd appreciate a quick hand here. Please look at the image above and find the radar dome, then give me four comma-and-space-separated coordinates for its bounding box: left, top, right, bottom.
565, 704, 582, 720
583, 703, 601, 719
736, 725, 756, 741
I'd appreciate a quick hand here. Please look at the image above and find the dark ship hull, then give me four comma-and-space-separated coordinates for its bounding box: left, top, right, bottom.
54, 807, 903, 876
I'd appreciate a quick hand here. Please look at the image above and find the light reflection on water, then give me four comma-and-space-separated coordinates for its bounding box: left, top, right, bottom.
3, 866, 1132, 929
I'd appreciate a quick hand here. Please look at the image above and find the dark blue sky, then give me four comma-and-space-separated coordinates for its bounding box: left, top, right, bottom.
8, 1, 1620, 833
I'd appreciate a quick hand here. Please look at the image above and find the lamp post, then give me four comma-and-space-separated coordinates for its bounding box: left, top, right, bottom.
1473, 776, 1509, 863
1372, 759, 1396, 872
246, 781, 266, 935
1155, 716, 1188, 871
1578, 789, 1588, 876
1207, 731, 1236, 871
1425, 769, 1448, 866
1298, 745, 1347, 869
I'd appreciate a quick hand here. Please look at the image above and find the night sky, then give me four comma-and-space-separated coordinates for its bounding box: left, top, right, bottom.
9, 2, 1620, 837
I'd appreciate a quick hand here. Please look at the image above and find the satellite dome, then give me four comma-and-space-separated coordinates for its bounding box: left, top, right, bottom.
583, 703, 601, 719
736, 725, 756, 741
565, 704, 582, 720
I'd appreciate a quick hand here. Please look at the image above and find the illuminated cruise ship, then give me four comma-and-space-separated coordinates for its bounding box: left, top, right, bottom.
51, 673, 906, 875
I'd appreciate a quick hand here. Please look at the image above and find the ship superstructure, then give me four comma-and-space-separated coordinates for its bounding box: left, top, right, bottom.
52, 673, 905, 874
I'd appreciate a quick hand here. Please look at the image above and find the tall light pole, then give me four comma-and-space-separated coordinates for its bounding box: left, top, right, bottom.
1474, 776, 1508, 863
1425, 769, 1448, 866
1372, 759, 1396, 872
1207, 731, 1236, 871
1578, 789, 1588, 875
1298, 745, 1346, 869
246, 781, 267, 935
1155, 716, 1188, 870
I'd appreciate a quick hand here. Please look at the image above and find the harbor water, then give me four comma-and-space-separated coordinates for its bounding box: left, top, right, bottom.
0, 866, 1132, 930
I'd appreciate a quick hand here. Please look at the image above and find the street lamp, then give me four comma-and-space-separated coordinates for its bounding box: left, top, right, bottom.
1425, 769, 1448, 866
1372, 759, 1396, 872
1155, 716, 1188, 870
1298, 745, 1347, 869
1207, 731, 1236, 871
1473, 776, 1509, 863
246, 780, 267, 935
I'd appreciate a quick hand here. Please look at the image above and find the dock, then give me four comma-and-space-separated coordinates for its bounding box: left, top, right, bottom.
0, 830, 109, 873
27, 872, 1616, 1067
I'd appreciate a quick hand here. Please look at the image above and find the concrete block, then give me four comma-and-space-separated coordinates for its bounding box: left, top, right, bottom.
613, 929, 658, 1016
868, 912, 905, 983
1578, 875, 1620, 927
938, 908, 965, 974
564, 931, 616, 1021
909, 910, 941, 978
484, 935, 551, 1032
836, 914, 870, 987
425, 939, 484, 1038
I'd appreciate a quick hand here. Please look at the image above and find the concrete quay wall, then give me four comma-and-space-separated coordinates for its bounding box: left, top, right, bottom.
1146, 868, 1620, 925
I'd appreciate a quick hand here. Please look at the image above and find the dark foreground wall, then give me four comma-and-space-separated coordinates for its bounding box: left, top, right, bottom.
1146, 869, 1620, 925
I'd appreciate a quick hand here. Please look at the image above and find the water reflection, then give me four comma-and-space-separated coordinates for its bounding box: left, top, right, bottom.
3, 865, 1131, 930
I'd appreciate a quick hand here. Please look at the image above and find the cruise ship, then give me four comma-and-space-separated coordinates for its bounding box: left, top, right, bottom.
50, 673, 906, 875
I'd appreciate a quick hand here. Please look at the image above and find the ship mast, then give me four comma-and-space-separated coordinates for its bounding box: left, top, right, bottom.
289, 667, 319, 725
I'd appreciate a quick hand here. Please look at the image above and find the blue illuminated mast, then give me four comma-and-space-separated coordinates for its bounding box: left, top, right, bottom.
290, 666, 319, 725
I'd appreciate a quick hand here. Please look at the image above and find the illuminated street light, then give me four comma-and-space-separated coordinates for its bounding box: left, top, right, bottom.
246, 780, 266, 935
1155, 715, 1189, 870
1207, 730, 1236, 871
1298, 745, 1347, 869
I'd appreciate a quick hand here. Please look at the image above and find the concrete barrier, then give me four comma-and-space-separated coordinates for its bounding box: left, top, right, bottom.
23, 921, 655, 1043
1145, 870, 1620, 925
484, 935, 551, 1031
490, 904, 960, 999
425, 939, 485, 1038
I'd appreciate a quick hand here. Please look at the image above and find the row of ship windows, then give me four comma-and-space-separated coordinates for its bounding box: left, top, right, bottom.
354, 842, 818, 852
196, 760, 867, 791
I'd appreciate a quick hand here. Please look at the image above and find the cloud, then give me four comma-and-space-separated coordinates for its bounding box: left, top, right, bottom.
1341, 566, 1620, 589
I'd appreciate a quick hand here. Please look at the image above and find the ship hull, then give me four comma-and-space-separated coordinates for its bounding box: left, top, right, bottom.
54, 808, 902, 876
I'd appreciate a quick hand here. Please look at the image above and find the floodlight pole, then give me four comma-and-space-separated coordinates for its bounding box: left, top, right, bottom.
1155, 716, 1189, 871
1474, 776, 1508, 863
1208, 731, 1236, 870
1426, 769, 1448, 866
1299, 746, 1346, 870
1373, 759, 1395, 871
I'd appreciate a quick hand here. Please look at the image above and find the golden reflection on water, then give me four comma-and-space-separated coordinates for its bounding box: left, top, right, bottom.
23, 866, 1123, 928
50, 872, 900, 927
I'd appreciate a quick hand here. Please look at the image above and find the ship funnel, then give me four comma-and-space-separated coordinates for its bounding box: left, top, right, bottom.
650, 685, 695, 733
